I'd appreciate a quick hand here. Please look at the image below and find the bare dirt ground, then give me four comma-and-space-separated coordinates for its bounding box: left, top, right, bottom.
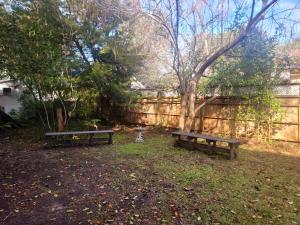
0, 128, 299, 225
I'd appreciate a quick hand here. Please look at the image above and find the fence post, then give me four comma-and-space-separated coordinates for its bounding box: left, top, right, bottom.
298, 85, 300, 142
156, 91, 162, 126
199, 107, 204, 133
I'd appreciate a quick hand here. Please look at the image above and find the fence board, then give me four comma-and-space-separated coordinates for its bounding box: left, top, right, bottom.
124, 96, 300, 142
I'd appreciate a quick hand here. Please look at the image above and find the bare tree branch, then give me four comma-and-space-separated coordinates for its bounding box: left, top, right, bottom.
74, 37, 90, 64
194, 0, 279, 81
195, 95, 218, 114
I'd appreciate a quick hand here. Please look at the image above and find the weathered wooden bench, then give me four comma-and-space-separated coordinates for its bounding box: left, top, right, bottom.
172, 131, 240, 160
45, 130, 114, 148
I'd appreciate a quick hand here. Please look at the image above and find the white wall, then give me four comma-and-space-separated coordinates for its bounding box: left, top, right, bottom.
0, 81, 22, 114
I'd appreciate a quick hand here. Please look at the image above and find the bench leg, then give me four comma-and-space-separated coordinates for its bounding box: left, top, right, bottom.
45, 137, 55, 148
206, 140, 211, 154
212, 141, 216, 153
229, 143, 238, 160
187, 137, 197, 149
206, 140, 216, 154
174, 140, 178, 147
89, 134, 94, 145
108, 133, 113, 144
173, 136, 181, 147
233, 144, 239, 159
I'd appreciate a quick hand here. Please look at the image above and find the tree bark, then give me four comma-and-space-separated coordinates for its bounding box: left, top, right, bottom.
65, 99, 78, 129
57, 92, 68, 126
195, 95, 218, 115
37, 86, 51, 131
179, 92, 188, 131
56, 108, 65, 132
184, 80, 197, 132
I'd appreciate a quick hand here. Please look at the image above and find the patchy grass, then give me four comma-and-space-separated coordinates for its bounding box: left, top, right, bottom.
114, 132, 300, 225
0, 129, 299, 225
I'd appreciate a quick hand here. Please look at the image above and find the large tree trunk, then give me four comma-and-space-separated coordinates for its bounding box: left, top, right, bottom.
56, 108, 65, 132
179, 92, 188, 131
179, 80, 218, 132
184, 80, 197, 132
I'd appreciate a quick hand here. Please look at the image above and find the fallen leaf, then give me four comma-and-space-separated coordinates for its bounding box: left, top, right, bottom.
183, 187, 193, 191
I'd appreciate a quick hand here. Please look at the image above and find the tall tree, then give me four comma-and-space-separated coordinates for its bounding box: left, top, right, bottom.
0, 0, 77, 130
139, 0, 298, 131
61, 0, 141, 121
0, 0, 141, 130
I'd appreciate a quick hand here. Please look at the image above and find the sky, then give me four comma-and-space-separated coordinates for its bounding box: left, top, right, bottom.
185, 0, 300, 40
272, 0, 300, 39
278, 0, 300, 21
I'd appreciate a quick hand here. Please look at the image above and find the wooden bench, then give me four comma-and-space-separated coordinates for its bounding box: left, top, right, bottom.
45, 130, 114, 148
172, 131, 240, 160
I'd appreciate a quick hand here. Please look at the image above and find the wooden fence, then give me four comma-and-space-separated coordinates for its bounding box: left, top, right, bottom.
124, 96, 300, 142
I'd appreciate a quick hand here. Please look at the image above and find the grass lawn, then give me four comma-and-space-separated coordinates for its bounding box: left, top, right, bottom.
0, 128, 299, 225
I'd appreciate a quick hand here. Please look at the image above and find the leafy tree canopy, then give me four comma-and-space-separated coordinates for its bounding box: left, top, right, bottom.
200, 29, 283, 138
0, 0, 141, 130
201, 29, 280, 96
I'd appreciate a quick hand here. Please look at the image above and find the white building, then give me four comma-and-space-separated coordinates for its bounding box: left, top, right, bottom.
0, 80, 22, 114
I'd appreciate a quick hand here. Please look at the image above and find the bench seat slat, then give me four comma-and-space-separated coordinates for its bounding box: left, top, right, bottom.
172, 131, 239, 144
172, 131, 240, 159
45, 130, 114, 136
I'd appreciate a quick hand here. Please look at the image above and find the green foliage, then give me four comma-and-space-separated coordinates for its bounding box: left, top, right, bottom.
203, 29, 283, 139
205, 30, 279, 95
0, 0, 141, 129
83, 118, 101, 130
0, 0, 80, 130
237, 90, 283, 139
17, 90, 46, 123
0, 122, 12, 129
77, 27, 142, 120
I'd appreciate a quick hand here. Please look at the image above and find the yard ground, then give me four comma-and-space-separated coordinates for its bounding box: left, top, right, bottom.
0, 128, 299, 225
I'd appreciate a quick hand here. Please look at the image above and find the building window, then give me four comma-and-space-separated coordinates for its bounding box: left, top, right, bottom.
3, 88, 11, 96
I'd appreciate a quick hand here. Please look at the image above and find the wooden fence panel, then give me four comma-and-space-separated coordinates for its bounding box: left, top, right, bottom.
124, 96, 300, 142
